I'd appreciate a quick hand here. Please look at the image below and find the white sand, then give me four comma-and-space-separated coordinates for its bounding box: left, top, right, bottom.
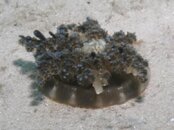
0, 0, 174, 130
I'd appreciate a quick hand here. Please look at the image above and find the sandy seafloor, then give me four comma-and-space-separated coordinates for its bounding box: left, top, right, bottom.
0, 0, 174, 130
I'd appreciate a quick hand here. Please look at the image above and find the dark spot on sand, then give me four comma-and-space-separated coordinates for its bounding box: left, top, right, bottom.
0, 66, 7, 72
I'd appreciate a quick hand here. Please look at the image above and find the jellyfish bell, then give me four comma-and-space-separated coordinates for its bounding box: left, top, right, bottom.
41, 68, 149, 108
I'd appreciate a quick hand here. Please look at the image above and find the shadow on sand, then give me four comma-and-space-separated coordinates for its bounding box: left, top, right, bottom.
13, 59, 44, 106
